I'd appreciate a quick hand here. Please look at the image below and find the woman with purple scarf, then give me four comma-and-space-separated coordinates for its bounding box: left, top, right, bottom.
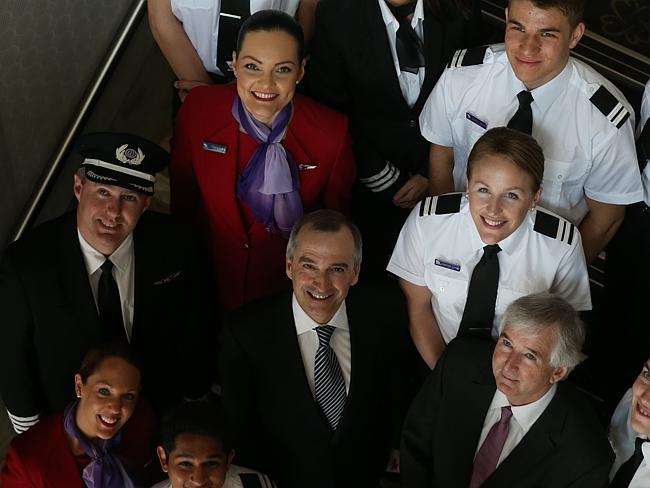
1, 342, 156, 488
171, 10, 356, 311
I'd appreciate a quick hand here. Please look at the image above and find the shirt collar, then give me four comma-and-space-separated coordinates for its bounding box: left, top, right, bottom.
490, 384, 557, 433
506, 57, 572, 112
293, 294, 349, 336
77, 229, 134, 275
378, 0, 424, 29
495, 211, 530, 256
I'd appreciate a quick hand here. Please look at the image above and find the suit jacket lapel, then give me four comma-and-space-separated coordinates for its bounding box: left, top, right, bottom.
441, 363, 496, 487
58, 212, 101, 338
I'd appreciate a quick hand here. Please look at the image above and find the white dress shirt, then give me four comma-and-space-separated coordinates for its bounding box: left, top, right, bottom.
171, 0, 300, 75
293, 294, 351, 396
387, 195, 591, 343
609, 387, 650, 486
476, 386, 557, 468
420, 45, 642, 224
78, 230, 135, 341
639, 79, 650, 206
377, 0, 425, 107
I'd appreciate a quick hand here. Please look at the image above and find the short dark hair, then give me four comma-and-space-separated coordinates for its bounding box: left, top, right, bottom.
78, 341, 143, 383
508, 0, 584, 28
286, 209, 363, 265
236, 10, 305, 61
160, 402, 233, 456
467, 127, 544, 193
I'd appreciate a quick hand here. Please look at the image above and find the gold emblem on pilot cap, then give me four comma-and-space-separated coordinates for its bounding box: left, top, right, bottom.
116, 144, 145, 165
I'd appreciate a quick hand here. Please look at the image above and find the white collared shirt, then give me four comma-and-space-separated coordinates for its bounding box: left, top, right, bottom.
420, 45, 642, 224
171, 0, 300, 75
387, 194, 591, 343
639, 79, 650, 206
476, 386, 557, 468
609, 387, 650, 486
293, 294, 352, 397
78, 229, 135, 341
377, 0, 425, 107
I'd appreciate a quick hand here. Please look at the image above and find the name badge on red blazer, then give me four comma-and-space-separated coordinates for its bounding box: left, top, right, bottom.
202, 141, 227, 154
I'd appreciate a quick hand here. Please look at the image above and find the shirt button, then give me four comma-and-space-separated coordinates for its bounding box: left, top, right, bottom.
557, 174, 563, 180
408, 119, 417, 128
243, 243, 249, 249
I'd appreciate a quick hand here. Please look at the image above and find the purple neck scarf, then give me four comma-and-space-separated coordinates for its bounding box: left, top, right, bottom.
232, 95, 303, 237
63, 401, 135, 488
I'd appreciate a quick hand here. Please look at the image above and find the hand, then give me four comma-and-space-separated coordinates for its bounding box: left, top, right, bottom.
392, 174, 428, 208
175, 79, 212, 102
385, 449, 400, 473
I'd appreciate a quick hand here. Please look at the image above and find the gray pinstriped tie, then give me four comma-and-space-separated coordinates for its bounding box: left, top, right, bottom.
314, 325, 347, 430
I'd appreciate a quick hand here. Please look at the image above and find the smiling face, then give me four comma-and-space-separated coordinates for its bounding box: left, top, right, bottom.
74, 174, 150, 256
631, 360, 650, 437
157, 433, 234, 488
286, 225, 360, 324
467, 154, 541, 244
505, 0, 585, 90
232, 29, 305, 127
74, 356, 140, 441
492, 324, 568, 406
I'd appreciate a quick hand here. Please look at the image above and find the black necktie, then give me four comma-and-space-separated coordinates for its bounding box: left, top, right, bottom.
459, 244, 501, 338
507, 90, 534, 135
216, 0, 250, 79
610, 437, 647, 488
638, 118, 649, 172
98, 259, 126, 342
389, 3, 425, 74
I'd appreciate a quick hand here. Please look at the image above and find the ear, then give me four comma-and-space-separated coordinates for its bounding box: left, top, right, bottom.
285, 255, 294, 280
73, 174, 83, 202
350, 264, 360, 287
231, 51, 238, 78
74, 373, 83, 398
569, 22, 585, 49
227, 448, 235, 466
156, 446, 170, 473
532, 186, 542, 207
141, 195, 152, 213
549, 366, 569, 384
504, 7, 509, 23
297, 58, 306, 84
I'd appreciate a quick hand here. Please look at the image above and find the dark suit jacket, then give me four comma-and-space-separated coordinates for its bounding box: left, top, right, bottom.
171, 83, 356, 310
306, 0, 482, 199
219, 283, 412, 488
0, 211, 214, 418
401, 337, 614, 488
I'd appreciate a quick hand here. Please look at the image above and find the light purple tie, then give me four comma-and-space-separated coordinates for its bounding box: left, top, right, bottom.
469, 406, 513, 488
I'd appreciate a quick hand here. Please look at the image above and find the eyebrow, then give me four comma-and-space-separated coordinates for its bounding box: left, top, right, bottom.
240, 55, 297, 67
473, 180, 527, 193
502, 332, 542, 358
508, 19, 561, 34
173, 453, 222, 459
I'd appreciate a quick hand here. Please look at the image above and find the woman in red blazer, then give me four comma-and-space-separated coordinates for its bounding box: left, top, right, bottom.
1, 342, 156, 488
170, 10, 356, 310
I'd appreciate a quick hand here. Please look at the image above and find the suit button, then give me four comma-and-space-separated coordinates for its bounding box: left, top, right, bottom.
243, 243, 250, 249
409, 119, 417, 128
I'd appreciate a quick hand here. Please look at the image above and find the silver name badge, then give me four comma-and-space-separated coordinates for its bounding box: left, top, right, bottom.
202, 141, 227, 154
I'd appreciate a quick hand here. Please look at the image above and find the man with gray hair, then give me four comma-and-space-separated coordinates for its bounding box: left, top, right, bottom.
401, 292, 613, 487
219, 209, 412, 488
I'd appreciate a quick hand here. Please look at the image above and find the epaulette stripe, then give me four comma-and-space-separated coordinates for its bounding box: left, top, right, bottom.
448, 49, 464, 68
560, 220, 567, 241
419, 198, 426, 217
590, 86, 630, 129
427, 197, 434, 215
616, 111, 630, 129
567, 224, 575, 245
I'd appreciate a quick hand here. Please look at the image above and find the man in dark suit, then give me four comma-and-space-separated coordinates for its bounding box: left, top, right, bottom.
306, 0, 481, 278
219, 209, 413, 488
401, 292, 613, 487
0, 133, 213, 433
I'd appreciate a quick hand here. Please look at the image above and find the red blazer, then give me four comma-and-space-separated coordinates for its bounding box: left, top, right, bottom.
1, 402, 157, 488
171, 83, 356, 310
